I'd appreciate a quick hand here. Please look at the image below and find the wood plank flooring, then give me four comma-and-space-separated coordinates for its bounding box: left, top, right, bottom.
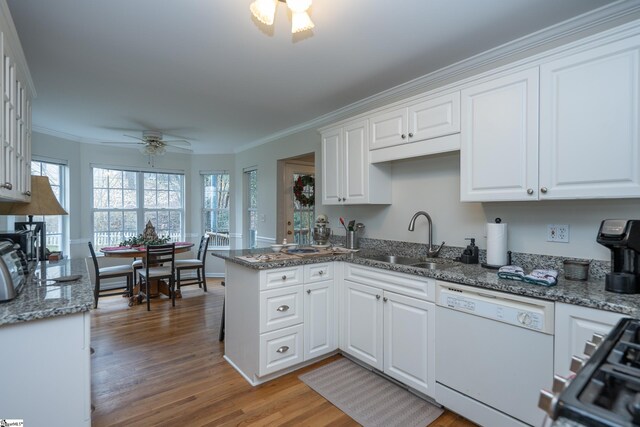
91, 279, 476, 426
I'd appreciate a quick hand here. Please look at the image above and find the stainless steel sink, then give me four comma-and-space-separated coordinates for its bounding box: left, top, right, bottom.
365, 255, 422, 265
411, 261, 441, 270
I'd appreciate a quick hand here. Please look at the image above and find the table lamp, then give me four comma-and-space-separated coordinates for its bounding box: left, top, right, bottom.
0, 175, 68, 260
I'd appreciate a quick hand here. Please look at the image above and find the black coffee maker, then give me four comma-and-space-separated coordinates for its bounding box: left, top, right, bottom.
597, 219, 640, 294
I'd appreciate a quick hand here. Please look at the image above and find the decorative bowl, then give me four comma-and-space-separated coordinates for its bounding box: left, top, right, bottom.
270, 244, 284, 252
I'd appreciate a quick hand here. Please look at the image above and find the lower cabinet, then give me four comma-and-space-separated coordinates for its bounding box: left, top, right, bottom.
554, 302, 627, 377
304, 280, 335, 361
343, 279, 435, 397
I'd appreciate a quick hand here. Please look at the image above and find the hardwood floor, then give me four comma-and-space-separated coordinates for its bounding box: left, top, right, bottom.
91, 279, 476, 426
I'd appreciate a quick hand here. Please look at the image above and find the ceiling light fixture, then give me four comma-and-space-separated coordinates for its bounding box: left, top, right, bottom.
250, 0, 314, 34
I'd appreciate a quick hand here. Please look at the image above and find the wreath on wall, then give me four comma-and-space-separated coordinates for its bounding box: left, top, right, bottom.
293, 175, 315, 207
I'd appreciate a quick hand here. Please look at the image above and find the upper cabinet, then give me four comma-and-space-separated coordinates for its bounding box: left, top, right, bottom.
461, 33, 640, 202
460, 68, 539, 202
321, 119, 391, 205
0, 3, 35, 202
539, 35, 640, 199
369, 92, 461, 163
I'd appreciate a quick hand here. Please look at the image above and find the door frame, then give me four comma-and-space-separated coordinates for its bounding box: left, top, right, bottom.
276, 154, 315, 244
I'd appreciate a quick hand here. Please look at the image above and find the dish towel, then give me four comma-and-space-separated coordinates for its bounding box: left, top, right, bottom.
497, 265, 525, 281
524, 269, 558, 287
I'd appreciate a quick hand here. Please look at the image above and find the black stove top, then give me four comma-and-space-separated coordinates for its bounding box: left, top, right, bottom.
557, 318, 640, 427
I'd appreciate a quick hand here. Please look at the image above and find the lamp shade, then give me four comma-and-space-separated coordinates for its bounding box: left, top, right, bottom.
0, 176, 67, 216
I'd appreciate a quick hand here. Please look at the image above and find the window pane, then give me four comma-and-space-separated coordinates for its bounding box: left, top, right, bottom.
109, 189, 123, 208
123, 190, 137, 209
94, 212, 108, 232
94, 189, 107, 208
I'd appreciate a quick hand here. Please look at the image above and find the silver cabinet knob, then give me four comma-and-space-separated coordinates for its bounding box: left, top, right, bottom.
401, 134, 406, 139
276, 305, 289, 312
1, 182, 12, 190
527, 188, 534, 195
383, 297, 388, 302
338, 197, 342, 202
276, 346, 289, 353
318, 270, 324, 276
408, 132, 414, 138
343, 197, 346, 202
281, 275, 287, 280
541, 187, 548, 193
22, 190, 31, 196
307, 289, 311, 294
376, 294, 381, 300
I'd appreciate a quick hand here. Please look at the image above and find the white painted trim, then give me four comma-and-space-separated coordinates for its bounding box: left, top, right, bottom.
89, 162, 185, 175
257, 236, 276, 244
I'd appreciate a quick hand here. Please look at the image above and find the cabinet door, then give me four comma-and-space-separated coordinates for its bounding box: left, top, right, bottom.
460, 68, 539, 201
540, 36, 640, 199
321, 127, 342, 205
343, 280, 383, 370
383, 291, 435, 397
555, 303, 627, 377
369, 107, 407, 150
0, 49, 17, 200
408, 92, 460, 142
342, 120, 368, 204
304, 280, 336, 360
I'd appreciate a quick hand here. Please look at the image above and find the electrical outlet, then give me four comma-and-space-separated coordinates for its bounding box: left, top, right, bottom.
547, 224, 570, 243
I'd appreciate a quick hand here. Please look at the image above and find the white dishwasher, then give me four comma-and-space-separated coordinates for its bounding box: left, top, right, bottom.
435, 281, 554, 427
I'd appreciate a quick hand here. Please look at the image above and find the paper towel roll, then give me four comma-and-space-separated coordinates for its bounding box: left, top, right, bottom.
486, 222, 508, 266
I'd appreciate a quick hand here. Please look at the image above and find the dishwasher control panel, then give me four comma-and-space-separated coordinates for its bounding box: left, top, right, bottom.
437, 282, 554, 334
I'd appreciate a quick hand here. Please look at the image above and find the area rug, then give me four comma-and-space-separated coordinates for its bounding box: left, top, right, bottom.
299, 358, 443, 427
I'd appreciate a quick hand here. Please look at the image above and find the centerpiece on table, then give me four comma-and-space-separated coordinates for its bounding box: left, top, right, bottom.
119, 220, 171, 248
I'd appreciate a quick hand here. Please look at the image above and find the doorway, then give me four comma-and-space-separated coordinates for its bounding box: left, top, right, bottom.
277, 154, 315, 245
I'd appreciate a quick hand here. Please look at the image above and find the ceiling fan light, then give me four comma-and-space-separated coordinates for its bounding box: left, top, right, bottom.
250, 0, 277, 26
291, 11, 314, 33
286, 0, 312, 13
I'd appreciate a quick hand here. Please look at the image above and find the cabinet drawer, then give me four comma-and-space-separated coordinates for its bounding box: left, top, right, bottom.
304, 263, 334, 283
259, 324, 304, 376
260, 286, 304, 333
345, 264, 435, 302
260, 266, 304, 290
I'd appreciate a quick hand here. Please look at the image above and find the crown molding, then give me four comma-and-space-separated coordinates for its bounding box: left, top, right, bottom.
32, 125, 99, 144
236, 0, 640, 153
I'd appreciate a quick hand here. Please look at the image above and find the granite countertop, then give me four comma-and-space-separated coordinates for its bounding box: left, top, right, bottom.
0, 258, 94, 326
212, 248, 640, 317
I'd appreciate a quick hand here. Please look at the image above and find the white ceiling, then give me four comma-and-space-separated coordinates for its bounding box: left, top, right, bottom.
6, 0, 618, 154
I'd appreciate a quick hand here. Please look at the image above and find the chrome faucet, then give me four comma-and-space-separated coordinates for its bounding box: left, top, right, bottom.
408, 211, 445, 258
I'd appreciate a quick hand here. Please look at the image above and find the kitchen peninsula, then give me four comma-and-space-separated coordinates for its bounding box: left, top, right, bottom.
0, 258, 93, 427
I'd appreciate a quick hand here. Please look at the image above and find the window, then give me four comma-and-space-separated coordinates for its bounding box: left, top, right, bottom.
31, 160, 68, 253
202, 172, 230, 248
245, 169, 258, 249
92, 167, 184, 249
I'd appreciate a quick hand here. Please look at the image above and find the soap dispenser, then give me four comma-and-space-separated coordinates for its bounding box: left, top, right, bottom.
460, 238, 479, 264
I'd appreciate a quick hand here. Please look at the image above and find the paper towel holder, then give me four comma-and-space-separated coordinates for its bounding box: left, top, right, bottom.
482, 251, 512, 269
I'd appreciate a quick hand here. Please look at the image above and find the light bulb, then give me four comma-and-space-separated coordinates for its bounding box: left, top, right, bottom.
291, 11, 314, 33
250, 0, 278, 26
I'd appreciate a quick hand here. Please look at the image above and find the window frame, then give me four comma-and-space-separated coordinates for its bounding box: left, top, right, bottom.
30, 158, 68, 255
91, 165, 185, 249
201, 171, 230, 249
244, 168, 258, 249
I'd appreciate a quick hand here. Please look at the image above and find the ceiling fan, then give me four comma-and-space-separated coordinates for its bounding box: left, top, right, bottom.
100, 130, 193, 165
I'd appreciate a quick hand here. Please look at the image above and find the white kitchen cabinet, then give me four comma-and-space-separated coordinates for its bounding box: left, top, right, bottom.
343, 265, 436, 397
225, 262, 337, 384
304, 279, 335, 360
539, 35, 640, 199
0, 312, 91, 427
0, 6, 34, 202
460, 68, 539, 202
321, 119, 391, 205
383, 291, 435, 396
370, 92, 460, 150
343, 280, 383, 370
555, 302, 627, 377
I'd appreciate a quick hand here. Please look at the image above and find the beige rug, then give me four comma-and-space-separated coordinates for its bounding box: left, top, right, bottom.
299, 358, 443, 427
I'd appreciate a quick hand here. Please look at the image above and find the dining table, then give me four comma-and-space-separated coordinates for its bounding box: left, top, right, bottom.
100, 242, 194, 305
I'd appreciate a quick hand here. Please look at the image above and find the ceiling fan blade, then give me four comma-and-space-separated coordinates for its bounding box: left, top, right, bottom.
123, 134, 146, 142
100, 141, 144, 145
161, 139, 191, 146
166, 145, 193, 153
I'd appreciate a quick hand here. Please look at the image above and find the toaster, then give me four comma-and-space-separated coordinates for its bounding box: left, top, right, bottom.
0, 240, 27, 302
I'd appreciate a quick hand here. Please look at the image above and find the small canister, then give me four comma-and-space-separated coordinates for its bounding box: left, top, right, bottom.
563, 260, 590, 281
346, 230, 358, 249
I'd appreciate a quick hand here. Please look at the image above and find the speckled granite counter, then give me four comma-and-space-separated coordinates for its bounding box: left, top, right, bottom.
552, 417, 586, 427
0, 258, 93, 326
212, 248, 640, 317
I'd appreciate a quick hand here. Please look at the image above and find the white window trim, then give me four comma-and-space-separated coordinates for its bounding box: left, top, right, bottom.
201, 171, 230, 249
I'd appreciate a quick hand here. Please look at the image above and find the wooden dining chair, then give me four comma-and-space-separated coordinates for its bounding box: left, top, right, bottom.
88, 242, 134, 309
175, 235, 210, 292
138, 243, 176, 311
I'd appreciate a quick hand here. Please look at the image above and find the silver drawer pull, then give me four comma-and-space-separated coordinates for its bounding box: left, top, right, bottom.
276, 346, 289, 353
1, 182, 12, 190
376, 294, 381, 300
281, 275, 287, 280
276, 305, 289, 312
22, 190, 31, 196
318, 270, 324, 276
307, 289, 311, 294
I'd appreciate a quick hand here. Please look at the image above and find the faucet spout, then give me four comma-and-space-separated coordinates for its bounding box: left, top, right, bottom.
408, 211, 444, 258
